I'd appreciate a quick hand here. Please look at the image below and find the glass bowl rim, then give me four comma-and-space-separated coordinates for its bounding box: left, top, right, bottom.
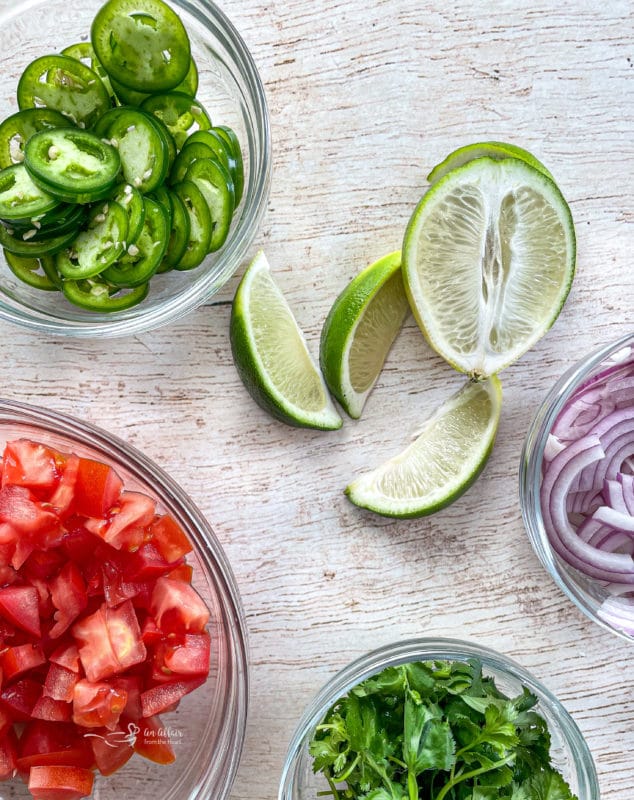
0, 394, 250, 798
278, 636, 599, 800
0, 0, 272, 338
519, 330, 634, 642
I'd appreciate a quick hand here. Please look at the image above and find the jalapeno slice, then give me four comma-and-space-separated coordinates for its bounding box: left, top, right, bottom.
97, 108, 168, 193
160, 188, 190, 271
3, 250, 61, 291
17, 55, 111, 129
169, 139, 230, 186
111, 56, 199, 105
111, 183, 145, 245
91, 0, 191, 93
141, 92, 211, 150
0, 108, 71, 170
212, 125, 244, 206
0, 164, 60, 221
102, 197, 169, 287
56, 201, 129, 280
0, 222, 77, 258
61, 42, 114, 97
184, 157, 234, 253
63, 276, 148, 311
24, 128, 121, 203
171, 180, 211, 270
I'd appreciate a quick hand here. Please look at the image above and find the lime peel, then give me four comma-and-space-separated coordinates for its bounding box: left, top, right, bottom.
230, 250, 342, 431
345, 376, 502, 518
427, 140, 554, 184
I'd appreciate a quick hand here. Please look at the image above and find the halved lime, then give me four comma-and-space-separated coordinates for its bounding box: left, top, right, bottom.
320, 251, 410, 419
427, 141, 554, 184
345, 376, 502, 517
403, 157, 575, 379
230, 251, 342, 430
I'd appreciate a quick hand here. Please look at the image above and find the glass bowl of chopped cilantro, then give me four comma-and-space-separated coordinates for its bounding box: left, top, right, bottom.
521, 331, 634, 641
0, 0, 271, 336
279, 638, 599, 800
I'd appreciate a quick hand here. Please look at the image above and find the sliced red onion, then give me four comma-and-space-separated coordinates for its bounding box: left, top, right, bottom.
540, 353, 634, 606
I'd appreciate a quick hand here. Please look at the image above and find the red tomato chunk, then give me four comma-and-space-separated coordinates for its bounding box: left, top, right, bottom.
0, 438, 211, 799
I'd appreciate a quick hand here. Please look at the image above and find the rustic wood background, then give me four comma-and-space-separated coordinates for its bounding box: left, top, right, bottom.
0, 0, 632, 797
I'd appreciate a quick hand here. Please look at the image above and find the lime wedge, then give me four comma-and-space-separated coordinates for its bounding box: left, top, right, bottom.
403, 157, 575, 379
230, 251, 342, 430
345, 376, 502, 517
320, 251, 410, 419
427, 141, 554, 184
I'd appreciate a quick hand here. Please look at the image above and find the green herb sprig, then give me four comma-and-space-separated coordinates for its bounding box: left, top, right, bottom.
309, 659, 577, 800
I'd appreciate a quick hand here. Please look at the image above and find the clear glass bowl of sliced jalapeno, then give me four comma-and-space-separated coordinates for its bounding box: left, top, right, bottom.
0, 0, 271, 336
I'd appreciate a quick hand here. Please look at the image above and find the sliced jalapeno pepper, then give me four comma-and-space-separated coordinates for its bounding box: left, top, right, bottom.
0, 164, 60, 221
0, 222, 77, 257
63, 275, 148, 311
184, 157, 234, 252
24, 128, 120, 204
141, 92, 211, 150
3, 250, 61, 291
7, 202, 87, 243
111, 183, 145, 245
98, 108, 168, 193
61, 41, 114, 98
111, 56, 199, 105
212, 125, 244, 206
102, 197, 169, 287
169, 139, 229, 186
159, 188, 190, 272
171, 180, 211, 270
91, 0, 191, 93
56, 201, 128, 280
0, 108, 71, 170
17, 54, 111, 129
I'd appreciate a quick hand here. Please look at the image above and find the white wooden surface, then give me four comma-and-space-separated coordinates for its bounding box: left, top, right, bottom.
0, 0, 633, 798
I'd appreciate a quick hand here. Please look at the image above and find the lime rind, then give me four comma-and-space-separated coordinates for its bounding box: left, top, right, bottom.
345, 376, 502, 518
230, 251, 342, 431
427, 140, 554, 184
403, 157, 576, 379
320, 251, 409, 419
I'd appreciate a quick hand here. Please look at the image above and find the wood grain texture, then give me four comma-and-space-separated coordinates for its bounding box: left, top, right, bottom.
0, 0, 632, 797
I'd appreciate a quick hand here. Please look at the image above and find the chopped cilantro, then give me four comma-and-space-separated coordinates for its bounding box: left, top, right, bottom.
308, 658, 577, 800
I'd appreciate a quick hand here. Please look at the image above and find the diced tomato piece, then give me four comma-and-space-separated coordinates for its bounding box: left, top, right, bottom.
29, 576, 55, 622
140, 675, 206, 718
0, 726, 18, 780
72, 679, 127, 729
150, 578, 210, 634
112, 675, 143, 721
49, 563, 87, 639
101, 558, 147, 608
1, 440, 59, 492
49, 643, 80, 674
59, 525, 98, 565
163, 633, 211, 677
88, 723, 135, 775
0, 585, 41, 638
0, 485, 59, 536
148, 515, 193, 563
1, 643, 46, 681
24, 549, 66, 581
0, 677, 42, 720
72, 458, 123, 519
85, 491, 154, 551
106, 600, 146, 672
28, 764, 94, 800
0, 706, 12, 736
72, 607, 119, 683
48, 455, 79, 517
123, 541, 177, 582
44, 663, 78, 703
31, 695, 73, 723
140, 616, 163, 647
166, 562, 194, 583
132, 714, 175, 764
17, 721, 93, 771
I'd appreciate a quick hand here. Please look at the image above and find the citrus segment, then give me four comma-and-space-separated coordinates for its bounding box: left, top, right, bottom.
345, 376, 502, 518
320, 251, 409, 419
230, 251, 342, 430
403, 157, 575, 379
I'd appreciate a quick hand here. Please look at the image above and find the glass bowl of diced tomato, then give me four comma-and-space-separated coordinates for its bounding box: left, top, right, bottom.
0, 398, 248, 800
0, 0, 271, 336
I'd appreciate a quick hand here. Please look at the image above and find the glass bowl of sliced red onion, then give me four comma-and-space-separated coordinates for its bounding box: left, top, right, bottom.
520, 331, 634, 641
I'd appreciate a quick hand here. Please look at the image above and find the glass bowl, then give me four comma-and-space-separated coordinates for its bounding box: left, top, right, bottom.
0, 397, 249, 799
279, 637, 599, 800
0, 0, 271, 337
521, 332, 634, 641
